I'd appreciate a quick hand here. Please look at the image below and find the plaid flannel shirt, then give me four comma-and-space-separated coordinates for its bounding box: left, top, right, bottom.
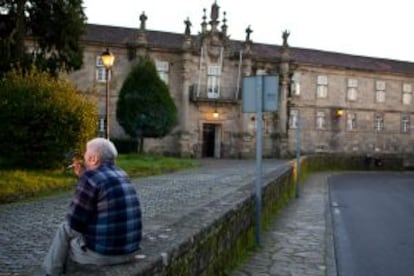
68, 162, 142, 255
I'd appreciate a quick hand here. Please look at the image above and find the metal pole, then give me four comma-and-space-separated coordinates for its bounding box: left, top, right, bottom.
295, 116, 301, 198
105, 67, 110, 139
254, 75, 263, 246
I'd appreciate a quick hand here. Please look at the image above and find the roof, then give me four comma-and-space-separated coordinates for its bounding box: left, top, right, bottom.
83, 24, 414, 76
83, 24, 184, 49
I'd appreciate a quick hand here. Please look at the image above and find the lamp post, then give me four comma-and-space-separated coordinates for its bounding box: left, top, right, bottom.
100, 48, 115, 139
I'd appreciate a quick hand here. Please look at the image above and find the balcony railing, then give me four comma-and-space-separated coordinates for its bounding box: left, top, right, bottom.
189, 84, 241, 104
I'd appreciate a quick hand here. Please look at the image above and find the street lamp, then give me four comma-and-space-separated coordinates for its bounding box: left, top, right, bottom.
100, 48, 115, 139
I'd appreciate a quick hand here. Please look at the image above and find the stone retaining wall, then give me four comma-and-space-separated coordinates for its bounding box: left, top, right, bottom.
66, 165, 296, 275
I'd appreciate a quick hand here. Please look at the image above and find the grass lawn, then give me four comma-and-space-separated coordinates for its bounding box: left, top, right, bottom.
0, 154, 198, 204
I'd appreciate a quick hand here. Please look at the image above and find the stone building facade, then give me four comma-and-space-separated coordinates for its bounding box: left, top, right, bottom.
68, 2, 414, 158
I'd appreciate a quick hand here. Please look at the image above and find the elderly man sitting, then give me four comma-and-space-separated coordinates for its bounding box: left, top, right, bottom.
43, 138, 142, 276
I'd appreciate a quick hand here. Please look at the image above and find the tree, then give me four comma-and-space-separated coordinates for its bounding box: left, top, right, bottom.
116, 55, 177, 153
0, 0, 86, 77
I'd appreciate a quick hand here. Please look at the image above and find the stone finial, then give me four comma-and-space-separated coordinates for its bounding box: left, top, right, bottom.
139, 12, 147, 31
282, 30, 290, 47
209, 1, 220, 32
137, 12, 148, 46
245, 25, 253, 42
201, 8, 207, 33
221, 11, 227, 35
280, 30, 291, 78
184, 17, 192, 36
202, 8, 207, 22
210, 1, 219, 22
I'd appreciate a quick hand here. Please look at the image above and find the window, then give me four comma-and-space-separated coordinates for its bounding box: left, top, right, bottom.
402, 83, 412, 105
96, 56, 109, 83
207, 65, 221, 98
316, 111, 326, 129
375, 81, 386, 103
346, 112, 357, 131
289, 109, 299, 129
374, 113, 384, 131
347, 78, 358, 101
156, 60, 169, 84
401, 113, 410, 133
291, 72, 300, 96
316, 75, 328, 98
96, 56, 104, 67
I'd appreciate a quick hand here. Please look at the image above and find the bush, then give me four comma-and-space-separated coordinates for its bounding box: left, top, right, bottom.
0, 68, 98, 169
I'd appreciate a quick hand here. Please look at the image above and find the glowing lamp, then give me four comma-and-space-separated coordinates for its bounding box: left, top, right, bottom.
100, 48, 115, 69
213, 109, 219, 118
336, 109, 344, 117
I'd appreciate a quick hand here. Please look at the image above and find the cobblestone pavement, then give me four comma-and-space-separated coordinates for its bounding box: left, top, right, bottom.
231, 172, 336, 276
0, 159, 287, 275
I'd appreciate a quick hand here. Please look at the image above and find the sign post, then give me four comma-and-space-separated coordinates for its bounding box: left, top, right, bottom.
242, 75, 278, 245
295, 116, 301, 198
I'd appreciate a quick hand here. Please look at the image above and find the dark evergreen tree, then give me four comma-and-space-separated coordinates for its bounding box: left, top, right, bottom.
0, 0, 86, 77
116, 55, 177, 153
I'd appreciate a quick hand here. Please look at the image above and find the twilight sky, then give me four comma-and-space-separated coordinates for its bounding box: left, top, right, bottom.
83, 0, 414, 62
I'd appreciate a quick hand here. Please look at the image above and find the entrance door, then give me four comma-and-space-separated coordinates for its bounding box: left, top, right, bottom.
202, 124, 215, 157
202, 124, 221, 158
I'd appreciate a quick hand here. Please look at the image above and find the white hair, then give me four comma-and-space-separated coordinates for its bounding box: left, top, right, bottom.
87, 138, 118, 162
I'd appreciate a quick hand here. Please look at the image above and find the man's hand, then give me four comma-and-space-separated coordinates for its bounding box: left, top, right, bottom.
68, 158, 85, 177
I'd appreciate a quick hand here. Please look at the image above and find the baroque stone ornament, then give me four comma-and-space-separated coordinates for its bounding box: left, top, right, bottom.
210, 1, 219, 22
184, 17, 192, 35
245, 25, 253, 41
282, 30, 290, 47
139, 12, 147, 31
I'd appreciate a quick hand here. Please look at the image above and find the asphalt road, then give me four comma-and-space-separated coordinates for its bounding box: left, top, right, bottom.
329, 172, 414, 276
